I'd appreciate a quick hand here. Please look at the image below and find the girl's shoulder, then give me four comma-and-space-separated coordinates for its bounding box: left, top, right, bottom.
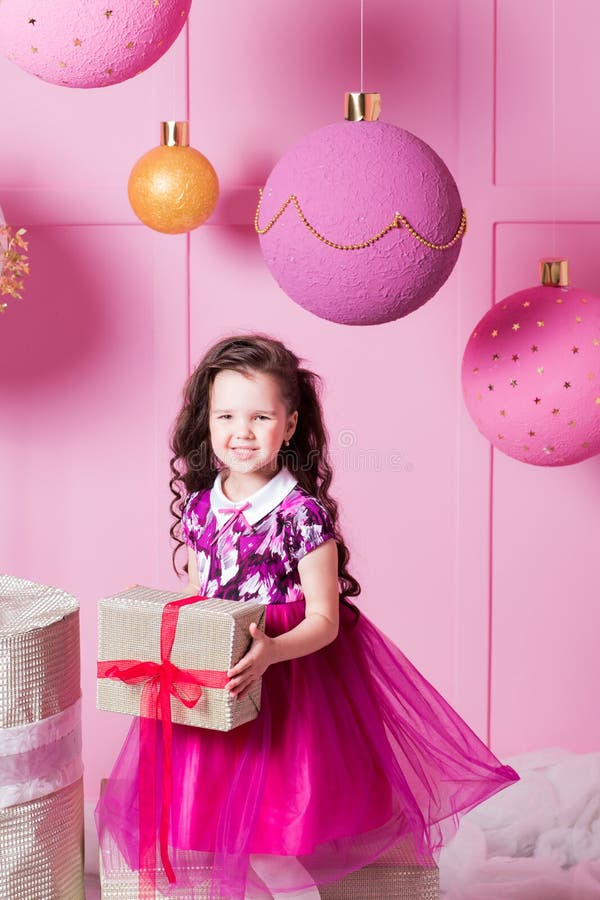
181, 487, 212, 547
280, 485, 337, 562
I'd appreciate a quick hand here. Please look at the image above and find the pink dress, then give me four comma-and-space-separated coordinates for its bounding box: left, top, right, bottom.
96, 466, 519, 899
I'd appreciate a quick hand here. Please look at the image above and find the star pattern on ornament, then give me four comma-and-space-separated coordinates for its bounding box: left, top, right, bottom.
491, 329, 498, 338
531, 345, 539, 353
512, 323, 520, 331
564, 381, 571, 389
501, 304, 508, 310
523, 301, 531, 307
488, 384, 494, 391
471, 331, 478, 339
595, 397, 600, 405
588, 372, 595, 380
497, 434, 504, 440
500, 409, 506, 417
104, 9, 113, 18
555, 298, 564, 304
473, 367, 479, 374
477, 393, 482, 401
576, 315, 583, 323
59, 61, 67, 68
537, 366, 544, 375
552, 408, 560, 416
512, 354, 520, 362
28, 17, 36, 25
534, 397, 542, 404
492, 353, 500, 361
568, 420, 576, 428
31, 46, 38, 53
581, 297, 589, 304
125, 41, 135, 48
528, 430, 536, 437
74, 37, 82, 46
523, 444, 530, 451
543, 446, 555, 454
572, 346, 579, 354
593, 339, 599, 347
537, 320, 545, 327
153, 0, 160, 6
104, 67, 113, 75
510, 379, 518, 387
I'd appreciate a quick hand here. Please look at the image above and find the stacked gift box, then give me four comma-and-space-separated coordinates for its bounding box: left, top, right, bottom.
0, 574, 84, 899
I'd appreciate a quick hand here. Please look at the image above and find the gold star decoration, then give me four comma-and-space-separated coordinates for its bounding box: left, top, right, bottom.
531, 344, 539, 352
595, 397, 600, 405
537, 366, 544, 375
572, 346, 579, 354
583, 441, 590, 448
491, 329, 498, 338
523, 301, 531, 307
537, 320, 545, 327
153, 0, 160, 6
492, 353, 500, 361
528, 430, 536, 437
104, 9, 113, 18
105, 67, 113, 75
534, 397, 542, 404
471, 331, 478, 339
576, 315, 583, 323
28, 17, 36, 24
523, 444, 530, 451
512, 354, 520, 362
588, 372, 595, 380
510, 379, 518, 387
74, 37, 82, 46
543, 446, 555, 454
500, 409, 506, 416
488, 384, 494, 391
497, 434, 504, 440
512, 323, 520, 331
125, 41, 135, 48
555, 298, 564, 304
31, 45, 38, 53
59, 61, 67, 68
501, 304, 508, 310
552, 408, 560, 416
568, 420, 576, 427
581, 297, 589, 304
564, 381, 571, 389
473, 367, 479, 374
593, 338, 599, 347
477, 393, 482, 401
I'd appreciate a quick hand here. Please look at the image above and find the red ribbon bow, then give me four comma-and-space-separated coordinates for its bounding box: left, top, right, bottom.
98, 595, 229, 896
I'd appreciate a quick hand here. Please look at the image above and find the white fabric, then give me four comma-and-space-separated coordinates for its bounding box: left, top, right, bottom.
211, 466, 297, 528
440, 748, 600, 899
0, 698, 83, 808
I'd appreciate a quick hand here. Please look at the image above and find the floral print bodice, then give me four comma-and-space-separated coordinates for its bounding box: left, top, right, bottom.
181, 467, 337, 605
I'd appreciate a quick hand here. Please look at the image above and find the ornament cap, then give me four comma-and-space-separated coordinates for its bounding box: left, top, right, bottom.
344, 92, 381, 122
539, 258, 569, 287
160, 121, 189, 147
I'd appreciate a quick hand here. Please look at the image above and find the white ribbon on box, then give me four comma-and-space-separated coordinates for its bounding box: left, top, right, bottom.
0, 697, 83, 809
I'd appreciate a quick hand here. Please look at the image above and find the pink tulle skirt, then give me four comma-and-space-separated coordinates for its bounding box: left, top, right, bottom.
95, 599, 519, 899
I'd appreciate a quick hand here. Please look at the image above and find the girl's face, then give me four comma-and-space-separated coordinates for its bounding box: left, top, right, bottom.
209, 369, 297, 477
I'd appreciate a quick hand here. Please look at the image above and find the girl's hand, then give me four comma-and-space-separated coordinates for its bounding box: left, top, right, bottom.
226, 622, 276, 700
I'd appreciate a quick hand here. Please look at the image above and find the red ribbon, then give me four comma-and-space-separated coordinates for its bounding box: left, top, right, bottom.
97, 595, 229, 896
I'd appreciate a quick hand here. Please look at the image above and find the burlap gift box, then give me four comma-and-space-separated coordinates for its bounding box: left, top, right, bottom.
97, 585, 266, 731
0, 574, 84, 900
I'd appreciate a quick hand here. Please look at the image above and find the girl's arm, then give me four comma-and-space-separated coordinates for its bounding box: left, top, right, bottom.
226, 538, 339, 698
180, 547, 202, 597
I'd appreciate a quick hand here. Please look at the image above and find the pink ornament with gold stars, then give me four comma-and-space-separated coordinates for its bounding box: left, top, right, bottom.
0, 0, 191, 88
462, 260, 600, 466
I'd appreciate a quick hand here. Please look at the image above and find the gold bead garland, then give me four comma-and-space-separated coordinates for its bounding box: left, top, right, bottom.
254, 188, 467, 252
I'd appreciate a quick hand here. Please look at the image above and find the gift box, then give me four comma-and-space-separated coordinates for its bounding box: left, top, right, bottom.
0, 574, 84, 900
97, 585, 266, 731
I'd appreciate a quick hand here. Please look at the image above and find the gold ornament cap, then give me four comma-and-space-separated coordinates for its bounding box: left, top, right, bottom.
539, 258, 569, 287
344, 92, 381, 122
160, 121, 189, 147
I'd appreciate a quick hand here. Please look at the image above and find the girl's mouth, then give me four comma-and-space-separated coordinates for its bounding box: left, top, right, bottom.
230, 448, 257, 459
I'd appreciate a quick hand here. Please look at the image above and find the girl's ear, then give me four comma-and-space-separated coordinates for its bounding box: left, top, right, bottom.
287, 410, 299, 440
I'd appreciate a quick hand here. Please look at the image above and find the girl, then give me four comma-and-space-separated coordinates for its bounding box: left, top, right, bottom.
97, 333, 519, 900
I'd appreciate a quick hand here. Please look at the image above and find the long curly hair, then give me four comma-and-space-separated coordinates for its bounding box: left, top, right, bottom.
169, 333, 361, 618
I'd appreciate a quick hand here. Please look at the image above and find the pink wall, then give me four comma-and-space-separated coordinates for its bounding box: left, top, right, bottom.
1, 0, 598, 807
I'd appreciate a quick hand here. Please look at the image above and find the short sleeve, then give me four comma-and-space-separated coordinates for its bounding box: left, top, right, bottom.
181, 491, 201, 548
286, 497, 337, 564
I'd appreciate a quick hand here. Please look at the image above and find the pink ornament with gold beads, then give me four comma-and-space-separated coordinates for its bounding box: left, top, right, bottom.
462, 260, 600, 466
0, 0, 191, 88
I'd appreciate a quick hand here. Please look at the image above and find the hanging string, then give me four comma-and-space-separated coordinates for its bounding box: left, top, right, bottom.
360, 0, 364, 92
551, 0, 557, 256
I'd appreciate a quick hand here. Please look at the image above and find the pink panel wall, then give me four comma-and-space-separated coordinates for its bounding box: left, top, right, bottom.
1, 0, 598, 810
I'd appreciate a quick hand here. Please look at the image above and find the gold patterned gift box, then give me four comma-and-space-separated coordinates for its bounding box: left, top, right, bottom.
0, 574, 84, 900
97, 585, 266, 731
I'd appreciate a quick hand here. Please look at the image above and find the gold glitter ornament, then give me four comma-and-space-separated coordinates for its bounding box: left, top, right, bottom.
128, 121, 220, 235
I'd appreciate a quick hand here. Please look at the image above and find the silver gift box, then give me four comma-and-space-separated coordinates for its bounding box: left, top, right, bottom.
97, 585, 266, 731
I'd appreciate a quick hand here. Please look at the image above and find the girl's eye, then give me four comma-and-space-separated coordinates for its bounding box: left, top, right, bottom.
217, 415, 232, 420
255, 415, 269, 421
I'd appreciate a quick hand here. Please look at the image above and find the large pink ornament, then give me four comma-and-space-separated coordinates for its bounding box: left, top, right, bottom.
462, 260, 600, 466
255, 92, 466, 326
0, 0, 191, 88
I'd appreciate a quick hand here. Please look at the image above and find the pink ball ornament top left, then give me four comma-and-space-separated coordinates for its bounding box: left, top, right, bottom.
0, 0, 191, 88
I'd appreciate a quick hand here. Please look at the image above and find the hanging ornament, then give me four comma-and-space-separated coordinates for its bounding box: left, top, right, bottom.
255, 92, 466, 325
0, 203, 29, 315
0, 0, 191, 89
462, 259, 600, 467
128, 121, 219, 234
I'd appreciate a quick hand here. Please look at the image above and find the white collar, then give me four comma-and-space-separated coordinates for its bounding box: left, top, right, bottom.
210, 466, 298, 528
